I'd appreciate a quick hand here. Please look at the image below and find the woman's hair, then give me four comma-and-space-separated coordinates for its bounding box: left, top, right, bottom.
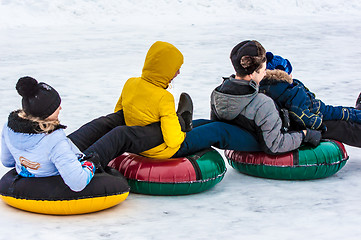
231, 40, 266, 77
18, 110, 60, 133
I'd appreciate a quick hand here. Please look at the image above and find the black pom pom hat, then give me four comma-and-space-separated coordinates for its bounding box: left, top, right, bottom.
16, 76, 61, 119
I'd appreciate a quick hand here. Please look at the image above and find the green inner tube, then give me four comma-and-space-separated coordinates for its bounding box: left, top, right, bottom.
110, 148, 227, 196
226, 140, 348, 180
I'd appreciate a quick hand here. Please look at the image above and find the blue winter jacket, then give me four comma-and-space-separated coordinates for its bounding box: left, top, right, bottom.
1, 111, 94, 192
259, 69, 323, 130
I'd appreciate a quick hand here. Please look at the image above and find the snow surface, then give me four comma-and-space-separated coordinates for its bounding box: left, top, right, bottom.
1, 1, 361, 239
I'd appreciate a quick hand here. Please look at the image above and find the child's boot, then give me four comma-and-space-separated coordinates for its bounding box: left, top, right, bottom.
356, 93, 361, 110
177, 92, 193, 132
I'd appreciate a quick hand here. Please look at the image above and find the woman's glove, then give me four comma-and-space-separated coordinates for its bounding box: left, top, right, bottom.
81, 152, 103, 173
80, 160, 95, 177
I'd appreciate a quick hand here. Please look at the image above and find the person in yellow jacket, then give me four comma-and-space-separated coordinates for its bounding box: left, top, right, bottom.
113, 40, 279, 160
114, 41, 185, 159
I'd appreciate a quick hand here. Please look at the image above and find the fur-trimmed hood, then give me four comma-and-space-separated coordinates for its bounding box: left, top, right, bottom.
2, 110, 89, 191
3, 111, 67, 153
7, 110, 66, 134
262, 69, 293, 84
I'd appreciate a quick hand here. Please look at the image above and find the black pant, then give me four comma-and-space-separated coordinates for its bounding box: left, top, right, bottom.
68, 111, 163, 168
323, 120, 361, 148
68, 110, 126, 152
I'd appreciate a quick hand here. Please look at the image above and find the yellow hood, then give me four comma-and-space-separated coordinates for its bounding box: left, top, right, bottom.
141, 41, 184, 89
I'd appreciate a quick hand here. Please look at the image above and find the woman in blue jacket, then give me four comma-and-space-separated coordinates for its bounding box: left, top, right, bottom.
1, 76, 174, 192
1, 77, 97, 192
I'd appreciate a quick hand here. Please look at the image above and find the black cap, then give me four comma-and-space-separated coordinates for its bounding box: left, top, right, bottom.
16, 76, 61, 119
230, 40, 259, 75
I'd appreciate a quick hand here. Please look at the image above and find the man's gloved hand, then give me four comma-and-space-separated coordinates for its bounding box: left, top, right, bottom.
303, 129, 322, 147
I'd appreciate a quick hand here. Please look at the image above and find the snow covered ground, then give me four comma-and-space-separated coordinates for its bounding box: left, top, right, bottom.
1, 1, 361, 239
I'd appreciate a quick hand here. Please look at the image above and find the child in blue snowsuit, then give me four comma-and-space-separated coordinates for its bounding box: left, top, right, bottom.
259, 52, 361, 131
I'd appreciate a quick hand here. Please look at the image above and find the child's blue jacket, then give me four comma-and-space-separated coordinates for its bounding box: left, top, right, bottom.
259, 69, 323, 130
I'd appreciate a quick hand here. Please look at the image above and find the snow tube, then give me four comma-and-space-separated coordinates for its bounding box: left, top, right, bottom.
108, 148, 226, 195
225, 140, 348, 180
0, 168, 130, 215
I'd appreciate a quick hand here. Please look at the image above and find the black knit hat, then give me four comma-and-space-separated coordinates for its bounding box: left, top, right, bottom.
230, 40, 259, 75
16, 76, 61, 119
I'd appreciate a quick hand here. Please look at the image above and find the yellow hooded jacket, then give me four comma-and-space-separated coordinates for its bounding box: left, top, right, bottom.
114, 41, 185, 159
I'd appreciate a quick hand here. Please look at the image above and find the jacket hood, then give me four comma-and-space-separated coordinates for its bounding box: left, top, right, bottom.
141, 41, 184, 89
4, 110, 66, 150
262, 69, 293, 84
211, 78, 258, 120
3, 124, 44, 151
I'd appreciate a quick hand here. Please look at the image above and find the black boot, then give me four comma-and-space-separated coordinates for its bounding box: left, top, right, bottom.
356, 93, 361, 110
176, 92, 193, 132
